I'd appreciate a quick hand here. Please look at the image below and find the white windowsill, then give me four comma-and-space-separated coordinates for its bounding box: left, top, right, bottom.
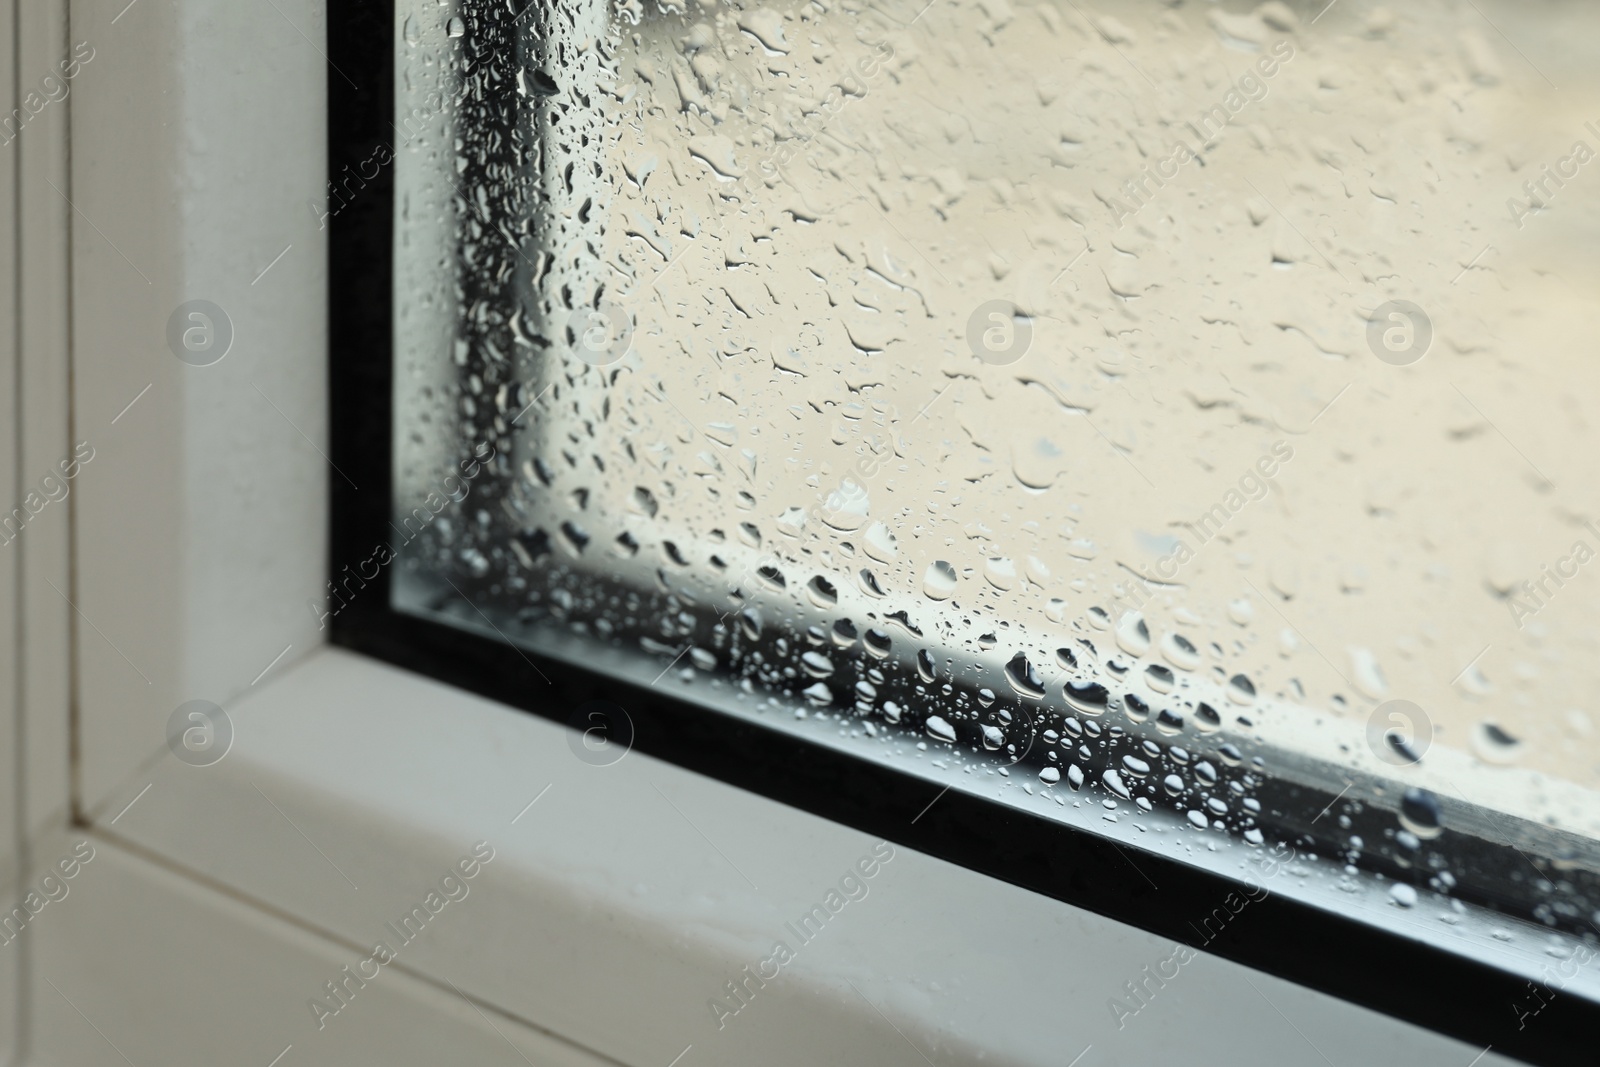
89, 644, 1511, 1067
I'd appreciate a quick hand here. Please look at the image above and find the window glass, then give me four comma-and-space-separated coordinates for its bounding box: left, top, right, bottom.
389, 0, 1600, 956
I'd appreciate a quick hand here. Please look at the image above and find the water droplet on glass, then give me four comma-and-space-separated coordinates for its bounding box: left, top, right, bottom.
801, 651, 835, 678
1144, 664, 1174, 694
1064, 680, 1110, 715
1115, 612, 1151, 656
820, 480, 869, 531
984, 557, 1018, 590
1399, 788, 1443, 840
560, 521, 590, 555
923, 560, 958, 600
864, 522, 898, 562
1471, 721, 1525, 765
1160, 632, 1202, 671
1004, 653, 1046, 699
807, 575, 839, 607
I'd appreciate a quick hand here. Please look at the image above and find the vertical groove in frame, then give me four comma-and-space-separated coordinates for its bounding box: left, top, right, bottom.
7, 0, 26, 1055
61, 0, 78, 838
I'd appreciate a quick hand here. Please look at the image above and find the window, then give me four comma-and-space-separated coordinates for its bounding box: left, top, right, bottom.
331, 0, 1600, 1059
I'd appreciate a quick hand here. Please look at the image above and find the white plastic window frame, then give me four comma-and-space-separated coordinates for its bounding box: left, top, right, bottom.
0, 0, 1521, 1064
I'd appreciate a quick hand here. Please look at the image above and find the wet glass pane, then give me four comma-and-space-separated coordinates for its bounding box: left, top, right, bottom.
388, 0, 1600, 961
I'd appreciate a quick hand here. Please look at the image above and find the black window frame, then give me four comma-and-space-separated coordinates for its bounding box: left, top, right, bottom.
326, 2, 1598, 1062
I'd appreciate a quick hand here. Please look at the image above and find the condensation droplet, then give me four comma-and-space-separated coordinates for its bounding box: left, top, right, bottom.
1471, 721, 1525, 765
801, 650, 835, 678
1115, 612, 1151, 656
1064, 680, 1110, 716
803, 682, 833, 706
864, 522, 898, 562
1004, 653, 1046, 699
1399, 788, 1444, 840
1146, 664, 1175, 693
984, 557, 1018, 590
923, 560, 958, 600
807, 575, 839, 607
1160, 632, 1202, 671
